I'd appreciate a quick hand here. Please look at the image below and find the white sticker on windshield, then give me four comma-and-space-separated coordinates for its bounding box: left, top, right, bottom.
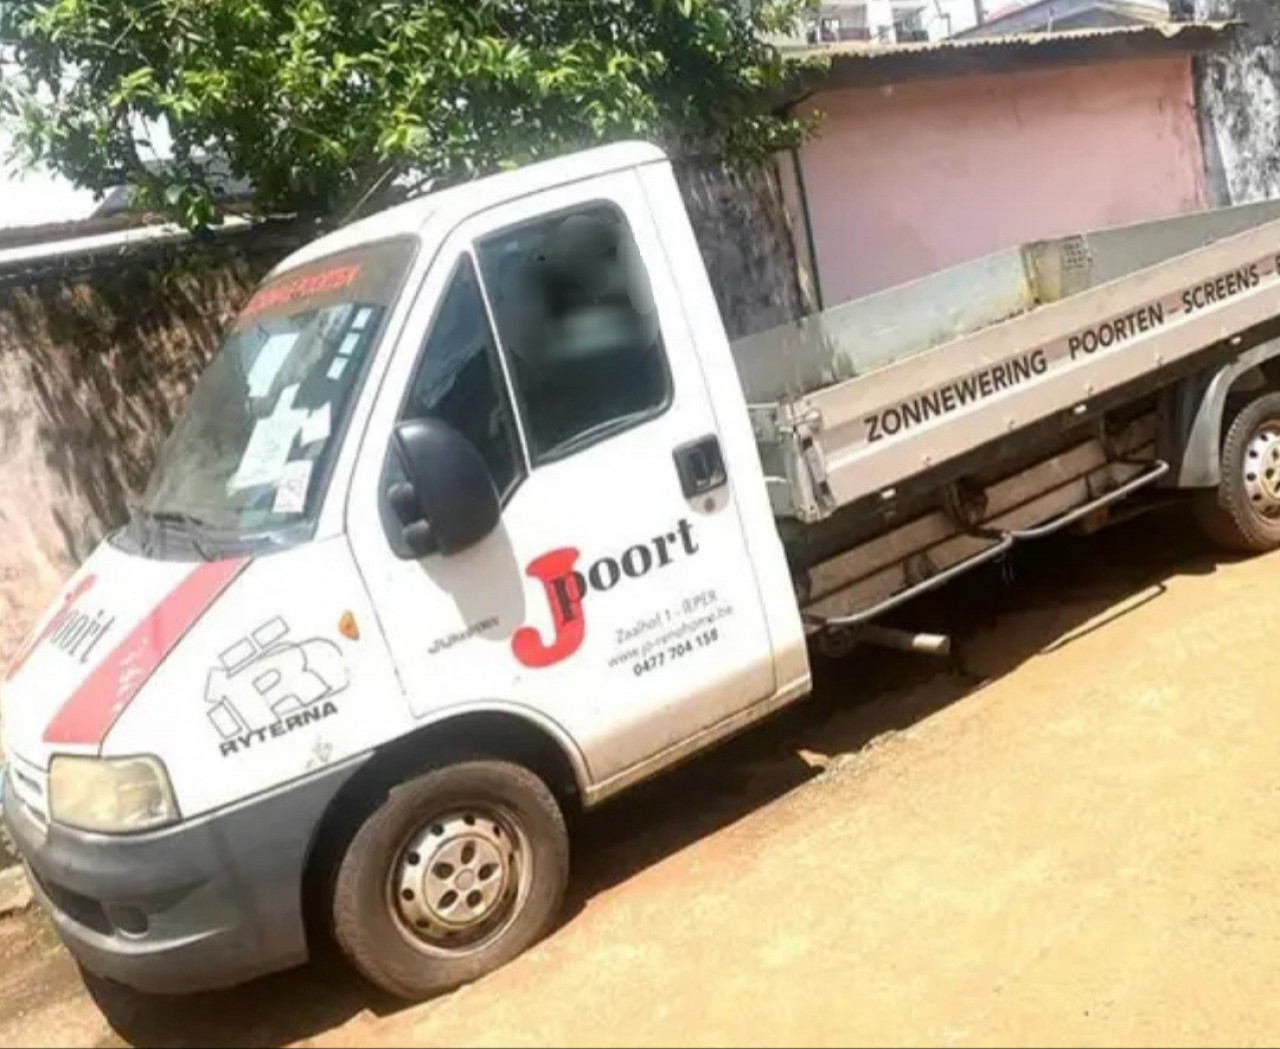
337, 332, 360, 358
247, 332, 298, 399
227, 385, 305, 491
276, 384, 300, 412
327, 358, 349, 381
351, 307, 373, 331
272, 459, 314, 515
300, 403, 332, 446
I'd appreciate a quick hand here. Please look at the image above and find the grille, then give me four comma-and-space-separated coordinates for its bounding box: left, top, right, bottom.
7, 760, 49, 825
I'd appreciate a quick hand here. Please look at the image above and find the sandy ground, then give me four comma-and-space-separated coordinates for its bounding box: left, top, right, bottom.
5, 508, 1280, 1047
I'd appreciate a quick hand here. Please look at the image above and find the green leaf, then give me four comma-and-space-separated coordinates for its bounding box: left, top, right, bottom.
0, 0, 817, 229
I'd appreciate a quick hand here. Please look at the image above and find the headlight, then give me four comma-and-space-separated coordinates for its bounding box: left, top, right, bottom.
49, 755, 180, 834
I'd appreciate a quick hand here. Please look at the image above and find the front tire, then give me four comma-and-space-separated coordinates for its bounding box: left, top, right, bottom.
331, 759, 569, 1000
1194, 391, 1280, 553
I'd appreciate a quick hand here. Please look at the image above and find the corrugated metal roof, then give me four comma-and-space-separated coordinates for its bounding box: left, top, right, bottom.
809, 20, 1235, 60
794, 21, 1239, 91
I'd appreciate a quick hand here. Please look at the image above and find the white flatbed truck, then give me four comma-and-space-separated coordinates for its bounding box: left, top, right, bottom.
5, 142, 1280, 999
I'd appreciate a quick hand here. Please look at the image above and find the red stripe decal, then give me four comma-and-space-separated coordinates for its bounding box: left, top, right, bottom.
43, 558, 248, 746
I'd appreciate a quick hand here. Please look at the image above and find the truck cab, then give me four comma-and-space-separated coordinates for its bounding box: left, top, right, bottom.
1, 142, 810, 999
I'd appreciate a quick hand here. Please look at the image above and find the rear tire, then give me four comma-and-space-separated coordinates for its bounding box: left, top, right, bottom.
1194, 391, 1280, 553
331, 759, 568, 1000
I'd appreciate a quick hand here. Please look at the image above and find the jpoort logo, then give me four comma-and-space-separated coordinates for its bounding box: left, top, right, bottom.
204, 617, 349, 756
7, 574, 110, 677
512, 519, 698, 669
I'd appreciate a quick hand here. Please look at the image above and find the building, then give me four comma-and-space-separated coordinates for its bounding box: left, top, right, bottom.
959, 0, 1173, 37
789, 0, 1178, 45
780, 22, 1235, 307
800, 1, 983, 45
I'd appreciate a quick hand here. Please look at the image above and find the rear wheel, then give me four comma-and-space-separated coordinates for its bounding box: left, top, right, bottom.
331, 759, 569, 1000
1195, 391, 1280, 553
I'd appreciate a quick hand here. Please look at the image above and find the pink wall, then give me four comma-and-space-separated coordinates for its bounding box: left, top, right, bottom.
799, 56, 1208, 305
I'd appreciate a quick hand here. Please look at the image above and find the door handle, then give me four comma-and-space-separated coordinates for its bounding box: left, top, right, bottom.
673, 435, 727, 498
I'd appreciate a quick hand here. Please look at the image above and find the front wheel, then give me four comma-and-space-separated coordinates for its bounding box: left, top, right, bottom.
1194, 391, 1280, 553
331, 759, 569, 1000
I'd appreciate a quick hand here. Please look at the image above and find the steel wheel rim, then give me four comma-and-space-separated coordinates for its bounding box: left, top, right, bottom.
1243, 422, 1280, 519
386, 804, 532, 957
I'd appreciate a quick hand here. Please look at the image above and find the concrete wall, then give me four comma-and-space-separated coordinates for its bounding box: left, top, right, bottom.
676, 158, 816, 339
797, 56, 1209, 305
1191, 0, 1280, 207
0, 242, 285, 665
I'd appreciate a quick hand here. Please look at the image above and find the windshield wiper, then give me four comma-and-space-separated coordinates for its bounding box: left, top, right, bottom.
143, 510, 220, 562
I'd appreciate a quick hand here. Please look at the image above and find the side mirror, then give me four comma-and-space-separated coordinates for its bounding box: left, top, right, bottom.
386, 418, 500, 557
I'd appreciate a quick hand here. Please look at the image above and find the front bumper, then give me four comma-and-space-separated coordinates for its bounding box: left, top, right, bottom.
3, 757, 364, 995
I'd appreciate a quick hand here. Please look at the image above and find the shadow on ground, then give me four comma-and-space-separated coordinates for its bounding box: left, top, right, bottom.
83, 504, 1228, 1048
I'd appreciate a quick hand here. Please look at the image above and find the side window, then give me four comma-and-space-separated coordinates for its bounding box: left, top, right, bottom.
396, 256, 523, 498
477, 202, 671, 463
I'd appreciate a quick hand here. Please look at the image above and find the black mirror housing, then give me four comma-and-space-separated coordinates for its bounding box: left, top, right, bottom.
389, 417, 500, 557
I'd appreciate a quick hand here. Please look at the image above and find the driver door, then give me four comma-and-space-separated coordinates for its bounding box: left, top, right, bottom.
347, 169, 778, 785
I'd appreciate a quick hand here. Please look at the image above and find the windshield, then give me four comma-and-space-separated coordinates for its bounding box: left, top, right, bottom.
131, 237, 417, 558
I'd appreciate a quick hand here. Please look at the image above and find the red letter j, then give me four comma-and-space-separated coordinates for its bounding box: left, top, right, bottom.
512, 549, 586, 669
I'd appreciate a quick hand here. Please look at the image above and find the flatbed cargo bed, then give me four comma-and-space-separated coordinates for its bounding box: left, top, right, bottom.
738, 200, 1280, 525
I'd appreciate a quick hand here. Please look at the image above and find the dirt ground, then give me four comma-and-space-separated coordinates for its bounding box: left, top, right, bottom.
7, 507, 1280, 1048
